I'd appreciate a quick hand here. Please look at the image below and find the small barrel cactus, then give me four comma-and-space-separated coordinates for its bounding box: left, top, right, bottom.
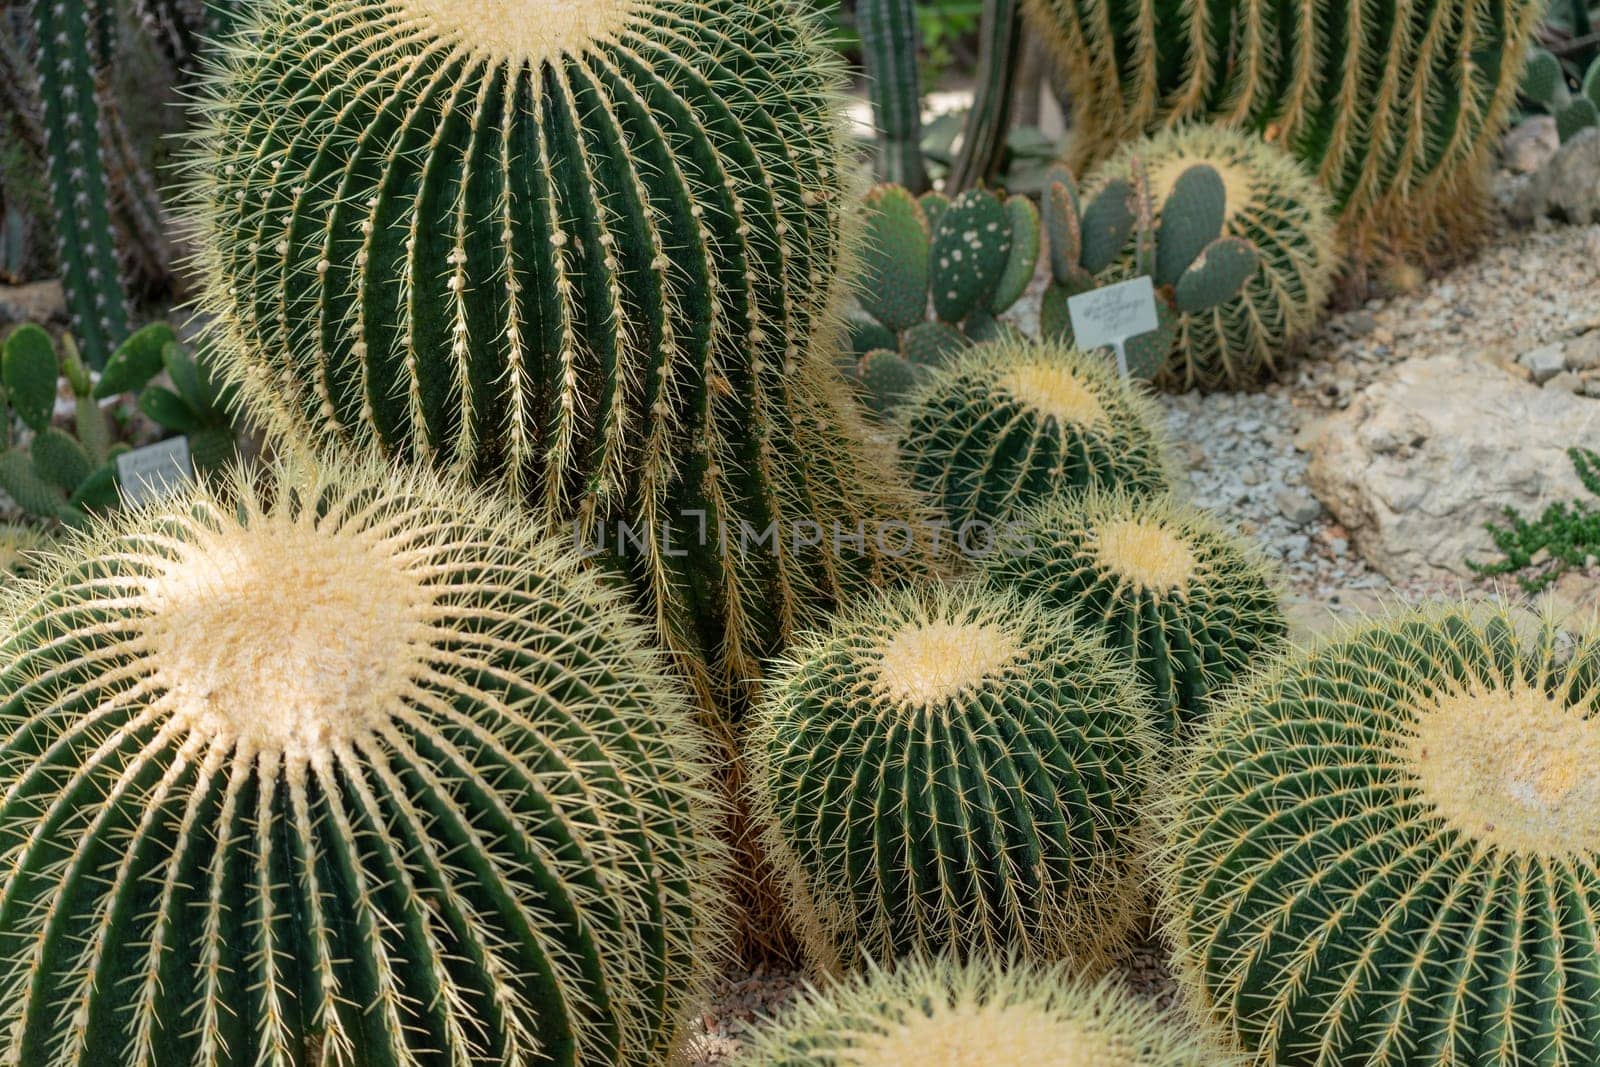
897, 337, 1172, 529
0, 458, 726, 1065
186, 0, 925, 711
1093, 127, 1339, 391
737, 955, 1243, 1066
983, 490, 1286, 741
748, 580, 1155, 971
1163, 603, 1600, 1065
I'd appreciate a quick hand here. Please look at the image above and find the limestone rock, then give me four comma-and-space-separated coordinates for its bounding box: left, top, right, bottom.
1307, 352, 1600, 582
1502, 115, 1560, 175
1513, 127, 1600, 225
0, 281, 67, 327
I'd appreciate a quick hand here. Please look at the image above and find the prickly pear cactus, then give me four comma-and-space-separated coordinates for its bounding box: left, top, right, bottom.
1093, 127, 1339, 390
0, 458, 727, 1066
1164, 603, 1600, 1066
983, 490, 1286, 740
1523, 47, 1600, 143
739, 955, 1244, 1066
187, 0, 929, 712
749, 581, 1155, 971
897, 337, 1171, 528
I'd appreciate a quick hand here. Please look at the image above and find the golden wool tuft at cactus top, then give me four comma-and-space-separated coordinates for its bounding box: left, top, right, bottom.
394, 0, 641, 62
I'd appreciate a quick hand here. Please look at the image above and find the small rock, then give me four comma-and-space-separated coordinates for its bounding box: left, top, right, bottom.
1343, 310, 1379, 337
0, 281, 67, 327
1566, 332, 1600, 371
1503, 116, 1561, 175
1520, 342, 1568, 383
1535, 128, 1600, 224
1546, 370, 1586, 394
1276, 490, 1324, 527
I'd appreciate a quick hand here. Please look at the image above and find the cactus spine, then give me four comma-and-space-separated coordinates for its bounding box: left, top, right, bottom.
737, 955, 1243, 1067
1022, 0, 1545, 263
982, 490, 1286, 741
1093, 127, 1339, 391
897, 338, 1172, 528
187, 0, 930, 713
1163, 603, 1600, 1065
749, 581, 1156, 971
857, 0, 928, 193
0, 457, 727, 1065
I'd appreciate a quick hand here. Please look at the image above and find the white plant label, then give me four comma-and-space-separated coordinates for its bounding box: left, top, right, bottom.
1067, 275, 1160, 379
117, 437, 193, 505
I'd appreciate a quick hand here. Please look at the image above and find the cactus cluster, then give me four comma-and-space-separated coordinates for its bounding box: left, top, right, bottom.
187, 0, 930, 713
1022, 0, 1545, 262
99, 322, 241, 476
897, 337, 1172, 528
738, 955, 1242, 1067
1163, 604, 1600, 1065
1038, 156, 1258, 382
848, 184, 1038, 413
1523, 47, 1600, 142
749, 581, 1155, 971
0, 458, 727, 1064
1091, 127, 1339, 391
983, 490, 1286, 741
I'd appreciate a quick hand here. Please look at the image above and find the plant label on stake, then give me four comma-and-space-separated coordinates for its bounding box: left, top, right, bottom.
1067, 276, 1159, 379
116, 436, 192, 505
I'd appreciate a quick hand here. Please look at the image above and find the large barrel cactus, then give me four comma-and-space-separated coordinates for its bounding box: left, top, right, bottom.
185, 0, 927, 711
749, 581, 1155, 972
897, 338, 1172, 529
1022, 0, 1544, 262
1093, 126, 1339, 390
0, 459, 726, 1065
983, 490, 1286, 741
1163, 603, 1600, 1065
738, 955, 1243, 1066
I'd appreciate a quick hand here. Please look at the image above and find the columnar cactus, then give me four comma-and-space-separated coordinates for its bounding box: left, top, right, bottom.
1022, 0, 1545, 263
857, 0, 928, 193
738, 955, 1243, 1066
897, 338, 1172, 528
748, 581, 1155, 971
1163, 603, 1600, 1065
186, 0, 930, 712
1093, 127, 1339, 391
0, 458, 727, 1065
982, 490, 1286, 741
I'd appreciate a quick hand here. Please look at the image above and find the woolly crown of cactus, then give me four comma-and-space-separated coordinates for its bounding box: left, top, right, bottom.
736, 954, 1244, 1067
0, 457, 726, 1066
181, 0, 929, 713
748, 580, 1156, 972
1162, 602, 1600, 1065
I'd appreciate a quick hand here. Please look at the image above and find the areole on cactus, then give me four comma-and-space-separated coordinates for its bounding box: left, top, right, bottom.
184, 0, 930, 714
0, 456, 728, 1065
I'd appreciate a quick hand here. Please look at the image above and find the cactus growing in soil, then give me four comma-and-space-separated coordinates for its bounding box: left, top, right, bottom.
1163, 603, 1600, 1066
748, 581, 1155, 971
1092, 127, 1339, 391
897, 337, 1172, 528
186, 0, 930, 712
1022, 0, 1544, 263
738, 955, 1242, 1067
0, 457, 727, 1066
982, 490, 1286, 740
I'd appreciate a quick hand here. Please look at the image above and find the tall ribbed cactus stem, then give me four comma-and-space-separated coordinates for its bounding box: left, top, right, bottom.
945, 0, 1021, 193
857, 0, 929, 193
0, 458, 727, 1065
32, 0, 130, 364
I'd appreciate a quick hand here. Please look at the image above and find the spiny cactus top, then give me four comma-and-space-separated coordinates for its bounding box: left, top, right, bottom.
736, 955, 1243, 1066
749, 581, 1156, 972
1163, 603, 1600, 1066
0, 459, 726, 1066
185, 0, 922, 711
983, 490, 1285, 741
897, 338, 1171, 529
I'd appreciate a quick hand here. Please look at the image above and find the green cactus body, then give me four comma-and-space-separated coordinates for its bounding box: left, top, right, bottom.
901, 320, 967, 367
897, 338, 1171, 528
0, 458, 727, 1065
860, 184, 932, 334
857, 0, 929, 193
738, 955, 1243, 1067
930, 188, 1012, 323
31, 0, 131, 364
749, 581, 1155, 971
187, 0, 928, 712
857, 348, 919, 414
983, 490, 1285, 740
990, 194, 1041, 313
1094, 127, 1338, 391
1023, 0, 1544, 262
1163, 604, 1600, 1066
